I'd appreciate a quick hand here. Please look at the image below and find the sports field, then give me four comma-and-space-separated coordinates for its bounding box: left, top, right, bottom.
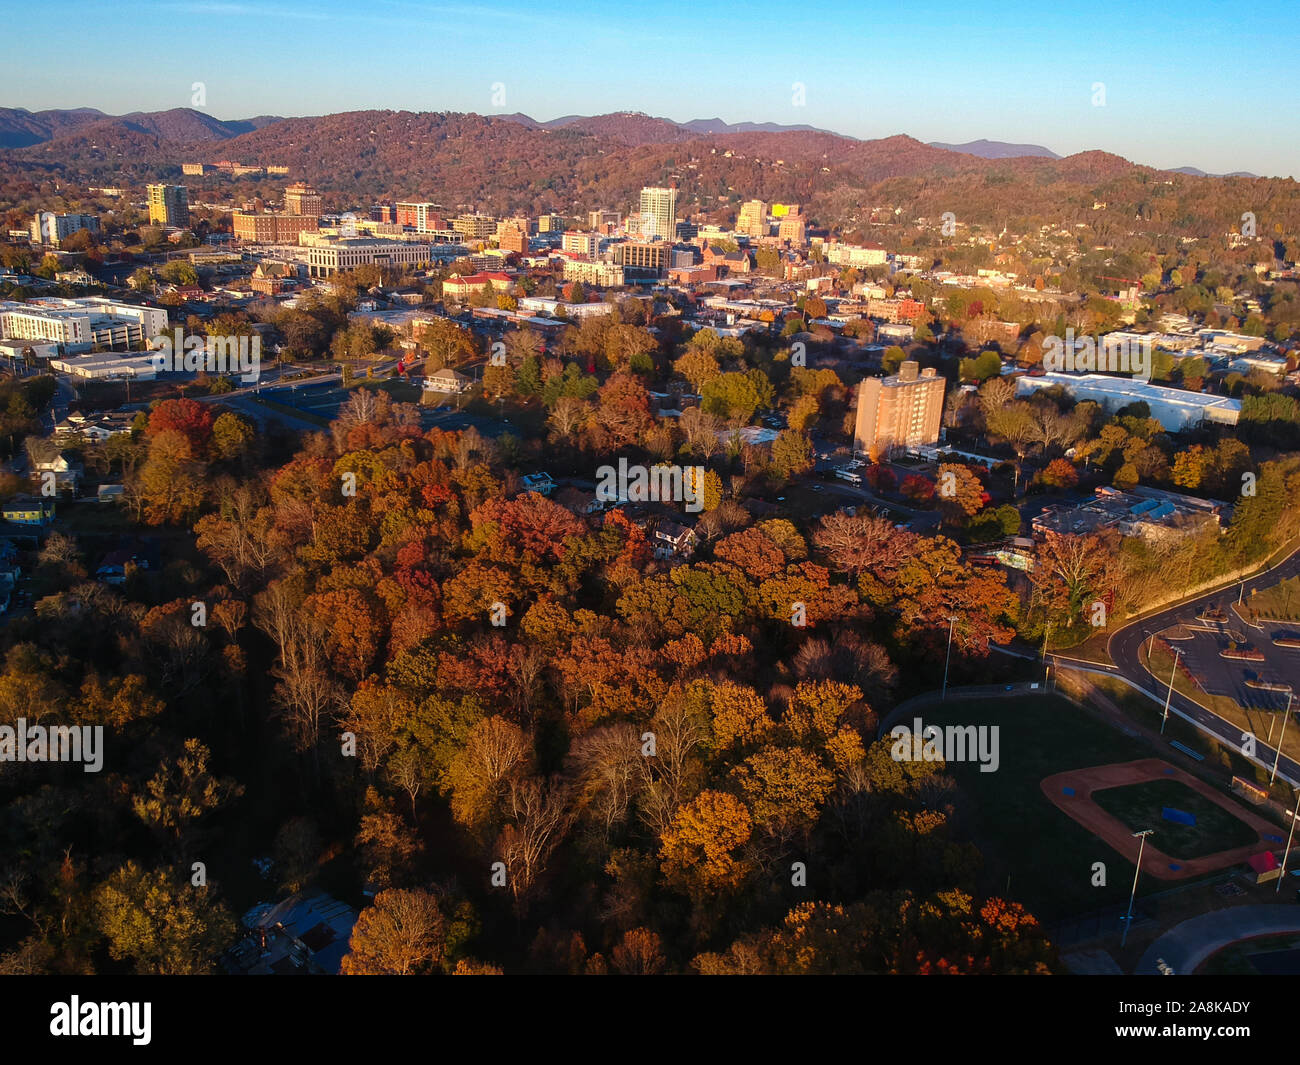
924, 694, 1156, 920
1092, 778, 1259, 858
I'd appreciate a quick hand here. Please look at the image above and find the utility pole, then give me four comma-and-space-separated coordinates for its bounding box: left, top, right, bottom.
1271, 690, 1294, 785
1276, 786, 1300, 894
1041, 623, 1052, 687
1121, 829, 1154, 948
942, 615, 957, 701
1160, 648, 1181, 735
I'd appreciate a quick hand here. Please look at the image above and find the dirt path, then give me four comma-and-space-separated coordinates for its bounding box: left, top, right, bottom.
1041, 758, 1281, 880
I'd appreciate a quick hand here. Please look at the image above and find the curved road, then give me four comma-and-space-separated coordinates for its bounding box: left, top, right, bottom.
1136, 904, 1300, 974
1106, 544, 1300, 787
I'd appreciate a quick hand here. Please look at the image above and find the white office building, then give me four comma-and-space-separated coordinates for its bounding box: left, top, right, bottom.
1016, 372, 1240, 431
0, 297, 167, 353
638, 187, 677, 242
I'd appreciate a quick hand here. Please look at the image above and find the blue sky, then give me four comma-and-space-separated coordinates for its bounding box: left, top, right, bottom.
7, 0, 1298, 177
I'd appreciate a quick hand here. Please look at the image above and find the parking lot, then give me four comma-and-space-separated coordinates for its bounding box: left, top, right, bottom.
1156, 610, 1298, 715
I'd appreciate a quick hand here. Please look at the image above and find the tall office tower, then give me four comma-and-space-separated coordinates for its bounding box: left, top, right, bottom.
638, 186, 677, 241
283, 181, 322, 216
737, 199, 768, 237
853, 360, 945, 455
146, 184, 190, 227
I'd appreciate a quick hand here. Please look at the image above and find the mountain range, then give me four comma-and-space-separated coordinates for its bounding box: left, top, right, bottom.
0, 106, 1265, 178
0, 106, 1288, 239
0, 106, 281, 149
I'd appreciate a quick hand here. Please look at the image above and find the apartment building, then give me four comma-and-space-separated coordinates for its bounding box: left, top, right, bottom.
777, 213, 806, 244
30, 212, 100, 247
561, 231, 601, 257
395, 201, 443, 232
451, 213, 498, 242
497, 223, 530, 255
826, 242, 887, 267
562, 260, 624, 287
146, 184, 190, 228
283, 182, 322, 216
737, 199, 768, 238
854, 360, 945, 454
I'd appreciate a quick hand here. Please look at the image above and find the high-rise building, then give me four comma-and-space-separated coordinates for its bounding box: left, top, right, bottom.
536, 214, 566, 234
587, 209, 621, 230
637, 187, 677, 241
777, 213, 807, 245
283, 182, 322, 217
561, 231, 600, 258
396, 201, 443, 232
737, 199, 768, 237
853, 361, 945, 455
613, 241, 671, 272
30, 212, 99, 247
146, 184, 190, 228
496, 222, 529, 255
451, 213, 498, 242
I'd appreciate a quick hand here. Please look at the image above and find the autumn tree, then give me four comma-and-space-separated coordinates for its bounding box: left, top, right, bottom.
340, 888, 448, 975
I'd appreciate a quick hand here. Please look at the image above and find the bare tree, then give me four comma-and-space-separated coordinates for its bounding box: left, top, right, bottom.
498, 775, 574, 914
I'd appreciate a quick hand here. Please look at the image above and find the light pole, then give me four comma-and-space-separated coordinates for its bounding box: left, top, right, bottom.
1041, 623, 1052, 686
1276, 786, 1300, 894
1160, 648, 1181, 735
1121, 829, 1154, 949
942, 615, 957, 701
1271, 690, 1294, 786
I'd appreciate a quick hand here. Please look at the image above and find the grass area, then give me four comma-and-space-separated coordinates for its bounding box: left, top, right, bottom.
925, 694, 1172, 921
1246, 575, 1300, 621
1092, 779, 1259, 859
1200, 932, 1300, 974
346, 377, 422, 403
1143, 642, 1300, 772
53, 500, 134, 537
1083, 673, 1300, 813
1059, 627, 1113, 665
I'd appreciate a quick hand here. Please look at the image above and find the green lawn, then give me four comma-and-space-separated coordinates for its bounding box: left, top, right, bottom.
925, 695, 1184, 921
1246, 575, 1300, 621
1091, 779, 1258, 859
1200, 932, 1300, 975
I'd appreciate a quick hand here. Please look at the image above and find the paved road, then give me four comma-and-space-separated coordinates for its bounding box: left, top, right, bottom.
1136, 903, 1300, 974
1106, 544, 1300, 787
